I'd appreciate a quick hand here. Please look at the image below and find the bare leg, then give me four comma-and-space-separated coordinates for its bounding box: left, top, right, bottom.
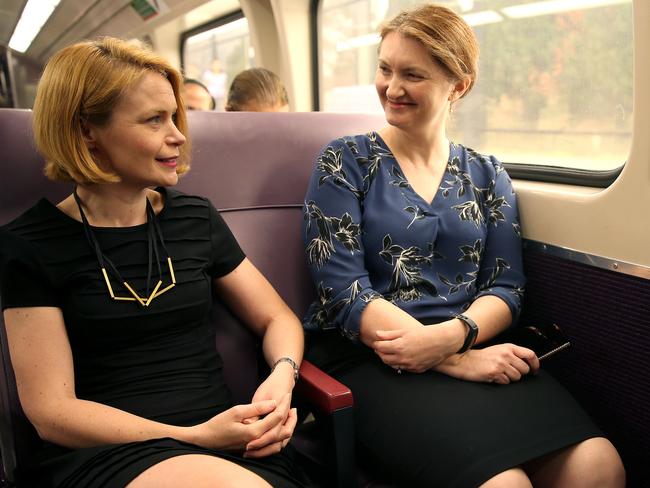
479, 467, 533, 488
126, 454, 272, 488
526, 437, 625, 488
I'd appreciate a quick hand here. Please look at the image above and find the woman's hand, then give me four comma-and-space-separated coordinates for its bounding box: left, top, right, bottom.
371, 323, 461, 373
190, 399, 286, 452
244, 394, 297, 459
435, 343, 540, 384
241, 364, 297, 457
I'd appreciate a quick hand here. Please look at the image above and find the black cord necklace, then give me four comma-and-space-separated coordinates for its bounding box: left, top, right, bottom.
73, 188, 176, 306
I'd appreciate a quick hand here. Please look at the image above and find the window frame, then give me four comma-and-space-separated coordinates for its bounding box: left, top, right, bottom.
310, 0, 629, 188
179, 9, 246, 78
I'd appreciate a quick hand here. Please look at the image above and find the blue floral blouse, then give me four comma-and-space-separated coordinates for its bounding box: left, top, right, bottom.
302, 132, 525, 341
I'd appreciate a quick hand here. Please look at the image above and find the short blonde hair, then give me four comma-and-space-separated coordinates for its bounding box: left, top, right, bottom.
33, 37, 191, 183
225, 68, 289, 112
380, 4, 479, 99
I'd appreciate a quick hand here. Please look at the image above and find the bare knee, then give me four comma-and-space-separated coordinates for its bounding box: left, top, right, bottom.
126, 454, 272, 488
573, 438, 625, 487
480, 467, 533, 488
528, 437, 625, 488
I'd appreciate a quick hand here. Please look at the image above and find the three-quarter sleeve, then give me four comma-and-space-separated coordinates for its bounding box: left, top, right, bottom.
0, 229, 59, 310
474, 158, 526, 321
302, 138, 381, 340
207, 201, 246, 279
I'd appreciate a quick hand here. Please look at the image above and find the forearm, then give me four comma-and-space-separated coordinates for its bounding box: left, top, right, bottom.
28, 397, 198, 449
261, 313, 304, 372
358, 298, 422, 346
461, 294, 513, 344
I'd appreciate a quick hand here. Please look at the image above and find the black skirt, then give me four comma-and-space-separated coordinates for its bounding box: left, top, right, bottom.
22, 438, 309, 488
307, 331, 602, 488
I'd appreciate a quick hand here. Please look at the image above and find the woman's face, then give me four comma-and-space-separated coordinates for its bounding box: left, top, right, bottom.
86, 71, 186, 189
375, 32, 459, 133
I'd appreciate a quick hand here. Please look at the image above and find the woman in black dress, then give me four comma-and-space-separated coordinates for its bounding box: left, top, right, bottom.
302, 4, 625, 487
0, 38, 307, 487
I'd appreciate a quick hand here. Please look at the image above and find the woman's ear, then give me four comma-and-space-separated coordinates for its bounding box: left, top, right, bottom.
81, 120, 98, 150
449, 77, 471, 103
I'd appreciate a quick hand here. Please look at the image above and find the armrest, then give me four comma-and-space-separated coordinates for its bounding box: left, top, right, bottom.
296, 359, 353, 413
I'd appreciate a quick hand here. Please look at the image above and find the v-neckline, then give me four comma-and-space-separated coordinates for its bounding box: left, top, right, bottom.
372, 131, 452, 210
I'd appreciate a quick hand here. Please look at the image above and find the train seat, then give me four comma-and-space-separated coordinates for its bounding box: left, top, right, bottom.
0, 108, 387, 487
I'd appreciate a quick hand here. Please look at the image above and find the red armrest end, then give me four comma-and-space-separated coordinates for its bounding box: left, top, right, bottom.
296, 359, 353, 413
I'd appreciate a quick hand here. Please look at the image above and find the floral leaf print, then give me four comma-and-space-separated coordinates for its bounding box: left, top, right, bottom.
404, 205, 426, 229
355, 133, 392, 185
304, 202, 362, 268
311, 282, 338, 329
466, 147, 489, 166
417, 279, 440, 298
316, 145, 363, 198
481, 257, 511, 289
380, 236, 441, 302
346, 279, 362, 302
441, 156, 474, 199
389, 165, 411, 189
459, 239, 483, 266
317, 147, 347, 184
452, 198, 484, 228
438, 272, 475, 295
331, 212, 361, 253
512, 222, 522, 237
304, 202, 334, 268
345, 140, 359, 155
483, 180, 511, 226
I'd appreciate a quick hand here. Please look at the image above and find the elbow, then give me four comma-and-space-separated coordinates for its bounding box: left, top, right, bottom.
22, 401, 66, 444
26, 414, 56, 442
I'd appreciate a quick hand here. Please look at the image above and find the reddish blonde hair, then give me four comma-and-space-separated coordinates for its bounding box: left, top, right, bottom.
33, 37, 191, 183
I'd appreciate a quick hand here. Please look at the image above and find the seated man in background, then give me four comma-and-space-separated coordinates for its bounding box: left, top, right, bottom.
226, 68, 289, 112
182, 78, 215, 111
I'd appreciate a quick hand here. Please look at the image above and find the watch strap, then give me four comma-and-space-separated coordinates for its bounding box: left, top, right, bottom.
272, 356, 300, 382
457, 314, 479, 353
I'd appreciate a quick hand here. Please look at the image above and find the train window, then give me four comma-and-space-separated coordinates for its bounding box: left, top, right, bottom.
181, 11, 254, 111
317, 0, 633, 174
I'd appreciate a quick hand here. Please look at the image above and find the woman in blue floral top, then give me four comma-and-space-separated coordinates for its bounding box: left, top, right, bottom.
302, 4, 624, 488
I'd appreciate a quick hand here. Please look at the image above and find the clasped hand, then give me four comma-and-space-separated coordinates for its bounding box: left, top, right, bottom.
372, 325, 454, 373
436, 343, 540, 384
194, 369, 297, 458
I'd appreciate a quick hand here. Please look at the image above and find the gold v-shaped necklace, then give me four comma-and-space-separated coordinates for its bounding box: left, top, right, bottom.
74, 189, 176, 306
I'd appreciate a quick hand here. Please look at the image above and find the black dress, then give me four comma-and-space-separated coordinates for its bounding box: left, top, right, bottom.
0, 188, 308, 488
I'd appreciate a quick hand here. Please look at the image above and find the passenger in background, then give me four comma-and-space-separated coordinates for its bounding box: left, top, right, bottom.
182, 78, 215, 111
202, 58, 228, 111
0, 38, 309, 488
225, 68, 289, 112
302, 4, 624, 488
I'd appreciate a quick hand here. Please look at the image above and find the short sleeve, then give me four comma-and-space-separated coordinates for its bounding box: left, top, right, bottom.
206, 202, 246, 279
0, 229, 59, 310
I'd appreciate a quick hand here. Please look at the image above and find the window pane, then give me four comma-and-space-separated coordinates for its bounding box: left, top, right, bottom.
319, 0, 633, 171
183, 16, 254, 111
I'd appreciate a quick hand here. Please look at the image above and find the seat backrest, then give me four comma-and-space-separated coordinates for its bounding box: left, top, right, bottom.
177, 111, 384, 403
0, 108, 384, 482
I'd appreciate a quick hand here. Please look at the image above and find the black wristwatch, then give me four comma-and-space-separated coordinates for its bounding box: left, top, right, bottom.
272, 356, 300, 382
456, 314, 479, 353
